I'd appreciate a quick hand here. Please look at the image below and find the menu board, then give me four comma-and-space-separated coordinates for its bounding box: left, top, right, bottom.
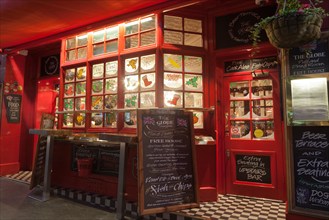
4, 94, 22, 123
292, 126, 329, 213
137, 109, 199, 215
289, 38, 329, 75
235, 154, 271, 184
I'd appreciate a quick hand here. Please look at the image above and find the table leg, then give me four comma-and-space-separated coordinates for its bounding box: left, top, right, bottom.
42, 135, 54, 201
116, 142, 127, 220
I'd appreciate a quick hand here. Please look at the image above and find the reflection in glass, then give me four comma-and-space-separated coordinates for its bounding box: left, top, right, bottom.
93, 30, 104, 43
164, 15, 182, 30
184, 33, 202, 47
93, 43, 104, 56
125, 20, 139, 35
66, 38, 76, 49
125, 35, 138, 49
141, 31, 155, 46
106, 40, 118, 53
230, 81, 249, 99
77, 47, 87, 59
106, 26, 119, 40
141, 16, 155, 31
252, 100, 273, 118
77, 35, 88, 46
66, 50, 75, 61
184, 18, 202, 33
252, 79, 273, 98
230, 121, 250, 139
164, 30, 183, 45
230, 100, 250, 119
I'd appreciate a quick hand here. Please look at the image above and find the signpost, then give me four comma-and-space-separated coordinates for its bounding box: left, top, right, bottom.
137, 109, 199, 215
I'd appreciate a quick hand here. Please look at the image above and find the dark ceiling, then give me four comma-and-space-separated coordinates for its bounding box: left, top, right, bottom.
0, 0, 205, 51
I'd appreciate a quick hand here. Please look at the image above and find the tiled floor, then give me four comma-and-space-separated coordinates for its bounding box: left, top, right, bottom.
4, 171, 286, 220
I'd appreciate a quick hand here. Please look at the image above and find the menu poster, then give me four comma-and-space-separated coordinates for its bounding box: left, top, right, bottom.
289, 38, 329, 75
292, 126, 329, 213
4, 94, 22, 123
137, 109, 199, 215
291, 78, 329, 121
235, 154, 271, 184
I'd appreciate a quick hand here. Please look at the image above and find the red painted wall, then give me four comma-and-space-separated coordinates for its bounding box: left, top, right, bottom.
0, 54, 26, 176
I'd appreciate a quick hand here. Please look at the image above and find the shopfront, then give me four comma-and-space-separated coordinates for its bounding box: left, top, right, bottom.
0, 0, 328, 219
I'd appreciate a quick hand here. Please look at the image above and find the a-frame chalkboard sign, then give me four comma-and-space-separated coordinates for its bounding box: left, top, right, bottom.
137, 109, 199, 215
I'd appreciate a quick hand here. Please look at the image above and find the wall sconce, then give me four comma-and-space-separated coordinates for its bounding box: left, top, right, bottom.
17, 50, 28, 56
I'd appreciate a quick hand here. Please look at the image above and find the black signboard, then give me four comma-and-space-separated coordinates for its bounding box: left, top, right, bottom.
236, 154, 271, 184
40, 54, 60, 77
97, 148, 120, 176
292, 126, 329, 212
4, 94, 22, 123
216, 6, 276, 49
289, 38, 329, 75
224, 56, 278, 73
71, 146, 99, 171
137, 109, 199, 215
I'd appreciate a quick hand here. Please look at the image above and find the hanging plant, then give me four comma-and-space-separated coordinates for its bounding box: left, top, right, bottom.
251, 0, 328, 49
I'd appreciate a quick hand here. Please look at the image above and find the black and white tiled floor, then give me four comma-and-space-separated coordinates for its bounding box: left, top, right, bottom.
4, 171, 286, 219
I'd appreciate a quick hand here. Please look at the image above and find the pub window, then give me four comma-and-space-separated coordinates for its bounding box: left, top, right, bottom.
163, 53, 204, 128
65, 34, 88, 61
124, 53, 156, 128
124, 15, 156, 49
92, 25, 119, 56
163, 15, 203, 47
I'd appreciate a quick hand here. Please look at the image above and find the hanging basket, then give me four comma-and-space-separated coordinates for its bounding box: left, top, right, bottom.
264, 13, 323, 49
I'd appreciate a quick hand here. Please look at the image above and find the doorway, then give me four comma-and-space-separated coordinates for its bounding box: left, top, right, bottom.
222, 72, 285, 200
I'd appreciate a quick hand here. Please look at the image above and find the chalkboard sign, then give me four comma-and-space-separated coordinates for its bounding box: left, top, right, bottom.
4, 94, 22, 123
224, 56, 278, 73
289, 38, 329, 75
236, 154, 271, 184
137, 109, 199, 215
71, 146, 99, 171
292, 126, 329, 213
216, 6, 276, 49
97, 148, 120, 176
30, 114, 55, 189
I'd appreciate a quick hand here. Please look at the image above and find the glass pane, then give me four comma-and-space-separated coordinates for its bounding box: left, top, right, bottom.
164, 72, 183, 90
105, 78, 118, 93
91, 96, 103, 110
230, 81, 249, 99
230, 121, 251, 139
185, 92, 203, 108
230, 101, 250, 119
92, 63, 104, 79
141, 31, 155, 46
252, 100, 273, 118
92, 80, 103, 94
64, 83, 74, 97
125, 57, 139, 74
125, 35, 138, 49
184, 33, 202, 47
163, 54, 182, 72
77, 47, 87, 59
184, 56, 202, 73
105, 112, 117, 128
93, 43, 104, 56
77, 34, 88, 46
63, 113, 73, 127
124, 111, 137, 127
140, 92, 155, 108
106, 40, 118, 53
164, 91, 183, 108
106, 26, 119, 40
66, 50, 75, 61
91, 113, 103, 127
252, 120, 274, 140
105, 60, 118, 76
193, 111, 204, 129
184, 18, 202, 33
75, 113, 85, 127
63, 98, 74, 111
93, 30, 104, 43
75, 97, 85, 111
140, 73, 155, 90
185, 74, 203, 91
65, 69, 75, 82
125, 20, 139, 35
141, 54, 155, 72
75, 82, 86, 96
76, 66, 86, 81
124, 93, 138, 108
124, 75, 139, 92
164, 30, 183, 45
141, 16, 155, 31
66, 38, 76, 49
164, 15, 182, 30
252, 79, 273, 98
104, 95, 117, 109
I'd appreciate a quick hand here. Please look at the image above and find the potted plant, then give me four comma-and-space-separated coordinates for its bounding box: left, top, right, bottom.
251, 0, 328, 49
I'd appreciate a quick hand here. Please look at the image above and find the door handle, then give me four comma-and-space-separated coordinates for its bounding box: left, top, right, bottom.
226, 149, 230, 159
225, 112, 229, 132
